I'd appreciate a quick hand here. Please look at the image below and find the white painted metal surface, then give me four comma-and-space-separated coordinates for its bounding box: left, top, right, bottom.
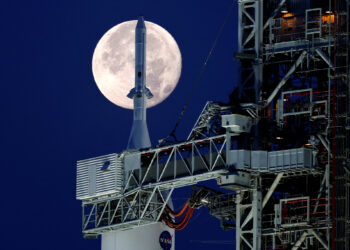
76, 153, 123, 200
102, 222, 175, 250
222, 114, 252, 133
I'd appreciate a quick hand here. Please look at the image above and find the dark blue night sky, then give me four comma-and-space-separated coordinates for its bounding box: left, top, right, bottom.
1, 1, 238, 249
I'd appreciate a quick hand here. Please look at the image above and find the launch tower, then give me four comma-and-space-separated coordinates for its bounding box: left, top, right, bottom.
77, 1, 350, 249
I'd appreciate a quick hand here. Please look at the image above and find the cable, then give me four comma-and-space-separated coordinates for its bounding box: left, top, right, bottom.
165, 201, 189, 217
163, 207, 195, 231
164, 208, 194, 231
163, 208, 191, 227
166, 1, 235, 141
174, 208, 194, 231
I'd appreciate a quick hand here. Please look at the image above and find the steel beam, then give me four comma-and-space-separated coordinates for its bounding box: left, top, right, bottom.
237, 0, 263, 104
241, 173, 283, 229
291, 231, 308, 250
266, 51, 307, 106
236, 192, 242, 250
252, 187, 262, 249
263, 0, 286, 30
310, 230, 329, 250
315, 48, 334, 69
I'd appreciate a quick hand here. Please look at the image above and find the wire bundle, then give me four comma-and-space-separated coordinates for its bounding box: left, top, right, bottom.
162, 201, 195, 231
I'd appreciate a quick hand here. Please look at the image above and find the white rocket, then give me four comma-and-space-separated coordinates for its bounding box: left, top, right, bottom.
127, 16, 153, 150
102, 16, 175, 250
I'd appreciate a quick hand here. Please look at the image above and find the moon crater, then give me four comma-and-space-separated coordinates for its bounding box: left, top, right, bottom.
92, 20, 182, 109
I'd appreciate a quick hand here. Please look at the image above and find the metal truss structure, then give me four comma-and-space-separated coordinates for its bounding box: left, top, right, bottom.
82, 186, 174, 235
187, 101, 230, 140
78, 127, 319, 245
237, 0, 263, 104
77, 0, 350, 249
79, 135, 228, 238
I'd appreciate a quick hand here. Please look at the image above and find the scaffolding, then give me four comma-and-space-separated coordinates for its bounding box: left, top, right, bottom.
77, 0, 350, 249
234, 0, 350, 248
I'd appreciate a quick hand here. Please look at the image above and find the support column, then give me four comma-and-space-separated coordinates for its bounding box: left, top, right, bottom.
236, 192, 242, 250
237, 0, 263, 104
252, 179, 262, 249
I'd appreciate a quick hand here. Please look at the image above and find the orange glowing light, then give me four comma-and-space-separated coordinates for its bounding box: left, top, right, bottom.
282, 13, 294, 19
322, 14, 335, 24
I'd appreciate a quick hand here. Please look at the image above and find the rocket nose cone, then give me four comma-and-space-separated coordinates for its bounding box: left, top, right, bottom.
136, 16, 146, 29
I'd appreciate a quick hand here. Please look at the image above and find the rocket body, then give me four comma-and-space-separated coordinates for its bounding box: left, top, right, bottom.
127, 16, 153, 149
102, 17, 175, 250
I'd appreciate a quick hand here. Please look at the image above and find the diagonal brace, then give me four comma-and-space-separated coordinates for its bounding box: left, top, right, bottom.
241, 173, 283, 229
266, 51, 307, 106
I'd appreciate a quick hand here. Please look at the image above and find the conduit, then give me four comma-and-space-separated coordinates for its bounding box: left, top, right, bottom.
162, 201, 195, 231
165, 201, 189, 217
163, 208, 194, 231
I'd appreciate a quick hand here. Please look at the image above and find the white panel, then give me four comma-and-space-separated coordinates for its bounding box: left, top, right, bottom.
226, 149, 251, 169
221, 114, 252, 133
76, 153, 123, 200
251, 151, 268, 170
102, 222, 175, 250
268, 148, 313, 171
124, 152, 141, 172
88, 165, 96, 195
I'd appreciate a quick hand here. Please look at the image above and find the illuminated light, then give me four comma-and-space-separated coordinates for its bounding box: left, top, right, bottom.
322, 14, 335, 24
276, 136, 283, 140
281, 8, 288, 14
282, 13, 294, 19
201, 198, 209, 204
326, 10, 333, 14
305, 143, 312, 146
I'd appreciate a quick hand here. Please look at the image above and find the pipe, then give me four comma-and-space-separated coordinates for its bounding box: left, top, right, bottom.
166, 201, 189, 217
164, 208, 194, 231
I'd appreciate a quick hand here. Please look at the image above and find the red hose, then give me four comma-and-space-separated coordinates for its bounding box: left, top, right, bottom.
163, 208, 194, 231
174, 208, 194, 231
165, 201, 189, 217
164, 208, 191, 228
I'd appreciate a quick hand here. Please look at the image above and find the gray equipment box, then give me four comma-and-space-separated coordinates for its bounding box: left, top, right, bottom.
222, 114, 252, 133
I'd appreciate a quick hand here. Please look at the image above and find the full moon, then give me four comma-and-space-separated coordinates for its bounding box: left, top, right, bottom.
92, 20, 182, 109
